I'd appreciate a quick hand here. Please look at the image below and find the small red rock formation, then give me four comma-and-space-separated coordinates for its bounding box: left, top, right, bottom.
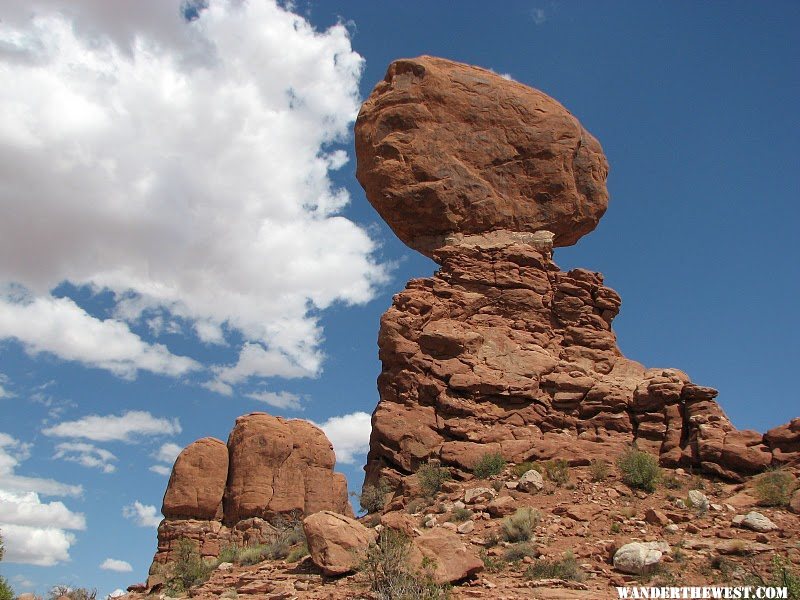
357, 56, 799, 489
149, 413, 352, 581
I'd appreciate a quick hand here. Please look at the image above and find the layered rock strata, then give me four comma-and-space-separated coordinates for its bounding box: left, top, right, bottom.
357, 56, 799, 489
150, 413, 351, 577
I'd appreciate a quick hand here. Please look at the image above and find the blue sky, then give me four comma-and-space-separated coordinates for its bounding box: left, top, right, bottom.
0, 0, 797, 596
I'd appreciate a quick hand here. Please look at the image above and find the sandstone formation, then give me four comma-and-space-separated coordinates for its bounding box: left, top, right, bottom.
303, 511, 376, 576
149, 413, 352, 578
355, 55, 608, 257
358, 57, 799, 490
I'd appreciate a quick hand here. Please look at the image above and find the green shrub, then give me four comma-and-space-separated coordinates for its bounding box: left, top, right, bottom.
610, 521, 622, 534
166, 539, 213, 594
543, 459, 570, 486
745, 555, 800, 600
360, 478, 392, 514
47, 587, 97, 600
662, 473, 682, 490
473, 452, 506, 479
480, 550, 504, 573
589, 459, 609, 482
416, 461, 451, 497
525, 551, 584, 582
753, 470, 797, 507
360, 529, 449, 600
406, 498, 428, 514
503, 542, 538, 563
0, 578, 13, 600
286, 544, 309, 563
617, 447, 661, 492
501, 508, 539, 543
511, 461, 540, 478
449, 507, 472, 523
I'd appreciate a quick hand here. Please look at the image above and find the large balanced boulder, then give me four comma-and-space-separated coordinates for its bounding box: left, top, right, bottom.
303, 511, 376, 576
355, 55, 609, 257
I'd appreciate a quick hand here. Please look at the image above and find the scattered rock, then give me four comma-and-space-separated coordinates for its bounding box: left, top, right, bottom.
518, 470, 545, 493
688, 490, 710, 511
613, 541, 670, 575
303, 511, 376, 576
487, 495, 517, 517
644, 508, 670, 526
457, 520, 475, 534
464, 487, 496, 504
737, 511, 778, 532
411, 528, 484, 583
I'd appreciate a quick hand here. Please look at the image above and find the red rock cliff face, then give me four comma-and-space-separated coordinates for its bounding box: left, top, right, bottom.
357, 56, 798, 489
150, 413, 351, 579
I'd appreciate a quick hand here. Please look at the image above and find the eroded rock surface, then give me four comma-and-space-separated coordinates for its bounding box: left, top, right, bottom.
359, 57, 799, 490
355, 55, 609, 257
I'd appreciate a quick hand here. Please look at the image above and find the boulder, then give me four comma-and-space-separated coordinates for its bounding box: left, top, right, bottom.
790, 489, 800, 515
518, 469, 545, 493
162, 437, 228, 520
687, 490, 710, 511
355, 55, 609, 257
613, 541, 670, 575
464, 487, 496, 504
736, 511, 778, 532
411, 528, 484, 584
487, 495, 517, 517
303, 511, 377, 576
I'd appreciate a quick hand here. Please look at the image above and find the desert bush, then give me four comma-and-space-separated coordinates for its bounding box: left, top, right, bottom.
589, 459, 609, 482
491, 479, 504, 492
662, 473, 682, 490
610, 521, 622, 534
745, 555, 800, 599
361, 478, 392, 514
473, 452, 506, 479
501, 507, 539, 543
47, 587, 97, 600
449, 507, 472, 522
525, 551, 584, 582
503, 542, 538, 563
166, 539, 213, 594
406, 498, 428, 514
0, 532, 11, 600
417, 461, 451, 497
286, 544, 309, 563
753, 470, 797, 507
234, 514, 306, 566
360, 529, 449, 600
511, 461, 540, 478
543, 459, 570, 486
617, 447, 661, 492
480, 550, 504, 573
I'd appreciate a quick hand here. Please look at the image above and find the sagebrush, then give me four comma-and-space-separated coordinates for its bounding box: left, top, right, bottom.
617, 447, 661, 492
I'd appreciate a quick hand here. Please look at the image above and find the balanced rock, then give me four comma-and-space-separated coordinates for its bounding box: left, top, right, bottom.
303, 511, 376, 576
150, 412, 352, 575
359, 58, 798, 490
355, 55, 609, 257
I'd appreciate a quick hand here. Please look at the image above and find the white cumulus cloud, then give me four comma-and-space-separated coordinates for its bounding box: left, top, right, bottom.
0, 433, 84, 565
150, 441, 183, 475
315, 411, 372, 465
0, 0, 386, 393
53, 442, 117, 473
245, 390, 303, 411
43, 410, 181, 442
100, 558, 133, 573
122, 501, 162, 528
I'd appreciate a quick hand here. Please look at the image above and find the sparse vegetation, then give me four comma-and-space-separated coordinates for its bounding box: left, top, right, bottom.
47, 586, 98, 600
449, 507, 472, 522
361, 478, 393, 514
745, 555, 800, 599
165, 539, 214, 594
753, 469, 797, 507
662, 473, 682, 490
286, 544, 309, 563
543, 459, 570, 486
525, 551, 584, 582
610, 521, 622, 534
473, 452, 506, 479
491, 479, 504, 492
416, 461, 452, 497
511, 461, 540, 478
503, 542, 538, 563
617, 447, 661, 492
589, 459, 609, 482
501, 507, 539, 543
480, 550, 504, 573
360, 529, 449, 600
